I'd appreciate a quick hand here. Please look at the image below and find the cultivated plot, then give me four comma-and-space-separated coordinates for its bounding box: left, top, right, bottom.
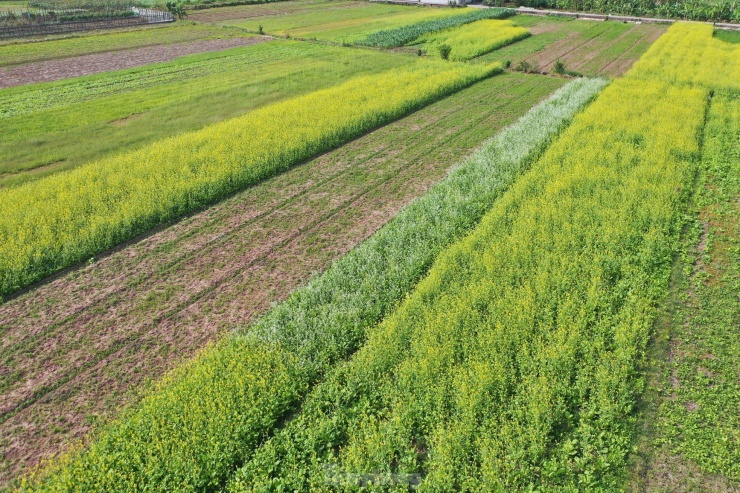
0, 23, 246, 67
0, 73, 565, 488
0, 41, 412, 186
212, 0, 471, 42
476, 15, 667, 76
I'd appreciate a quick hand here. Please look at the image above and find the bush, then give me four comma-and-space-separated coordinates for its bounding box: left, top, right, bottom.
553, 59, 566, 75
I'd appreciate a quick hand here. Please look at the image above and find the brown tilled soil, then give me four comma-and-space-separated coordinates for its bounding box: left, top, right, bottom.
0, 36, 269, 88
0, 72, 565, 487
189, 0, 365, 23
522, 22, 666, 76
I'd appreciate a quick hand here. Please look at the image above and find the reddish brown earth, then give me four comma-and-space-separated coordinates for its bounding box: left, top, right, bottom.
0, 36, 269, 88
0, 72, 565, 487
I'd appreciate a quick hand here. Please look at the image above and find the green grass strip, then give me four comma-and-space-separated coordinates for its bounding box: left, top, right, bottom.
227, 76, 708, 491
654, 91, 740, 481
0, 41, 288, 120
0, 60, 498, 299
357, 7, 514, 48
20, 77, 605, 493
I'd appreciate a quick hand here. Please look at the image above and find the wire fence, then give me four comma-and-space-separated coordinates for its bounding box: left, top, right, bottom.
0, 8, 173, 39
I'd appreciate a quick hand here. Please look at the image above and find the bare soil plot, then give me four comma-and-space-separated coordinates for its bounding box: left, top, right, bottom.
0, 36, 269, 88
531, 22, 665, 76
478, 16, 666, 77
0, 72, 565, 488
189, 0, 364, 23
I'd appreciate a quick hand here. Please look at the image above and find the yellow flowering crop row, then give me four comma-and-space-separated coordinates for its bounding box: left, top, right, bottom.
627, 22, 740, 91
418, 19, 530, 61
0, 60, 500, 299
227, 23, 733, 491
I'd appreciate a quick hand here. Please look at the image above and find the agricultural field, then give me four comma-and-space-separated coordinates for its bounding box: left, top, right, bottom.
413, 19, 530, 61
195, 0, 475, 41
0, 41, 414, 186
0, 24, 245, 66
476, 14, 668, 76
0, 72, 567, 488
0, 0, 738, 491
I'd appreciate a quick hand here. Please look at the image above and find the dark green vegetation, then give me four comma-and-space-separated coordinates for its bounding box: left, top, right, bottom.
0, 41, 413, 186
629, 92, 740, 493
714, 28, 740, 43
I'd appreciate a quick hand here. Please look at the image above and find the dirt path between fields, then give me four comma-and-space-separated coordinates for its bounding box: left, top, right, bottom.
0, 36, 269, 88
0, 73, 564, 487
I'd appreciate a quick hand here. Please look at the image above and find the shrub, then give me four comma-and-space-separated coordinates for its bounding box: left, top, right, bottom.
553, 59, 566, 75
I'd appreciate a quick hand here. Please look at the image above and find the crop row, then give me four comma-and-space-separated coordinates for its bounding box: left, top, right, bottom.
19, 78, 607, 492
357, 7, 514, 48
0, 60, 499, 298
418, 19, 530, 61
647, 29, 740, 482
625, 22, 739, 92
658, 91, 740, 480
225, 24, 718, 491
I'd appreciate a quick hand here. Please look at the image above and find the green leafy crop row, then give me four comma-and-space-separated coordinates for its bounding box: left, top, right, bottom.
655, 92, 740, 481
19, 77, 605, 493
357, 7, 514, 48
